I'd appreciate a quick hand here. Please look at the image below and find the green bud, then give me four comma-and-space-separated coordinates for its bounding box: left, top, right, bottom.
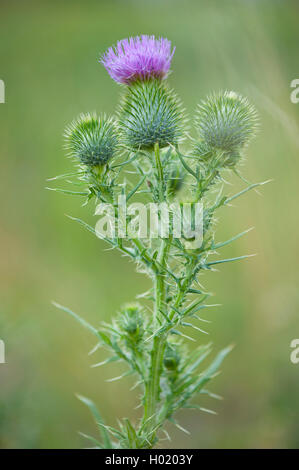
195, 91, 258, 166
164, 344, 181, 371
118, 80, 185, 150
64, 113, 118, 167
118, 304, 144, 341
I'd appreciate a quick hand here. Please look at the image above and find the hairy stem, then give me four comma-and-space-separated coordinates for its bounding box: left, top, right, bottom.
140, 243, 169, 446
139, 145, 170, 447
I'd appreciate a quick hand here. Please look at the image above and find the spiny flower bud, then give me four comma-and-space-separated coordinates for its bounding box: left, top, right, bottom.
118, 80, 185, 150
118, 304, 144, 342
164, 343, 181, 371
195, 91, 258, 163
64, 113, 117, 167
101, 35, 175, 85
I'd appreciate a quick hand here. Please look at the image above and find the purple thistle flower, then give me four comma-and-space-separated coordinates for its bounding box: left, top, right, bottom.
101, 35, 175, 85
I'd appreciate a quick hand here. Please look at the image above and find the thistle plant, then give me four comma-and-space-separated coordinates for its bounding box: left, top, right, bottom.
51, 35, 266, 449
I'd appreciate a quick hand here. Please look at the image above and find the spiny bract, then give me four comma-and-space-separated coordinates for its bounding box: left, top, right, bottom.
195, 91, 258, 157
64, 113, 118, 167
118, 80, 185, 150
118, 304, 144, 338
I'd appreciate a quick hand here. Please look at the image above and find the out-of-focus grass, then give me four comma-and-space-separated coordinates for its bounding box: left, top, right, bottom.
0, 0, 298, 448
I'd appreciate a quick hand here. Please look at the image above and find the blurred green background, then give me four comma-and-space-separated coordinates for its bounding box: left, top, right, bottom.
0, 0, 299, 449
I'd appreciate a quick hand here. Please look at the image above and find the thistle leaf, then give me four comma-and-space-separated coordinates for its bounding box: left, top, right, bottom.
46, 187, 88, 196
206, 254, 256, 267
212, 227, 254, 250
78, 432, 104, 449
224, 180, 271, 205
76, 395, 112, 449
183, 404, 217, 415
52, 301, 99, 338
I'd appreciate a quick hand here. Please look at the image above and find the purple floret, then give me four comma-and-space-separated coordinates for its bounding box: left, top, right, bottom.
101, 35, 175, 85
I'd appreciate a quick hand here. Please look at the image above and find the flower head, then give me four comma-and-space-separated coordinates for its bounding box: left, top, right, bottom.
118, 304, 145, 347
101, 35, 175, 85
64, 113, 117, 167
195, 91, 258, 155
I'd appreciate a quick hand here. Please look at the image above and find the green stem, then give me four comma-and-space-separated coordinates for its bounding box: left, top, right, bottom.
154, 142, 164, 189
139, 145, 170, 447
140, 241, 168, 446
196, 150, 224, 200
141, 333, 166, 446
169, 258, 197, 321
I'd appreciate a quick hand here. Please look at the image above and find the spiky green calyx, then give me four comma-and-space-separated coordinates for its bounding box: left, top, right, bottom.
194, 91, 258, 166
118, 304, 144, 343
163, 343, 181, 371
64, 113, 118, 167
118, 80, 185, 150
